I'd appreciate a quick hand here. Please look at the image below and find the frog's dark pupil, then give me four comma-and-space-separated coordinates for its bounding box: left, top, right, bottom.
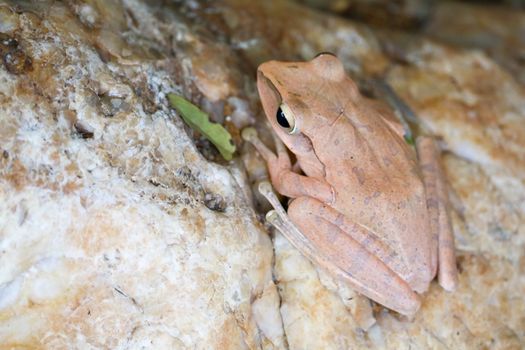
276, 107, 290, 128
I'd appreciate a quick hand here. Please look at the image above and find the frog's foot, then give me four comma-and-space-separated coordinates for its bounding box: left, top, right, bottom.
417, 136, 458, 292
242, 127, 292, 185
259, 182, 376, 329
344, 289, 377, 330
242, 127, 334, 203
258, 181, 421, 318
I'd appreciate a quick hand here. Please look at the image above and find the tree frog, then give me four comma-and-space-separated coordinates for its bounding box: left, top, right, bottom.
242, 53, 458, 317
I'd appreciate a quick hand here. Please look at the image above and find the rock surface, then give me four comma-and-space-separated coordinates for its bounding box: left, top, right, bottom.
0, 1, 281, 348
425, 1, 525, 86
0, 0, 524, 349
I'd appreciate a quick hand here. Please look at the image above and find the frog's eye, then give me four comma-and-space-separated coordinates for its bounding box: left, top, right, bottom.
276, 104, 298, 134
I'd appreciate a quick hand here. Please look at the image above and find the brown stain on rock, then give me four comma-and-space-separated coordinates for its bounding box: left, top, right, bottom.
3, 158, 28, 191
0, 34, 33, 75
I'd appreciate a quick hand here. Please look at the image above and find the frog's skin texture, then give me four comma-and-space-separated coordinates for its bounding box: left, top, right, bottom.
243, 54, 458, 317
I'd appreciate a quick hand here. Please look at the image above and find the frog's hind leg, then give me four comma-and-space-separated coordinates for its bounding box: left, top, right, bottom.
258, 181, 421, 317
416, 137, 458, 292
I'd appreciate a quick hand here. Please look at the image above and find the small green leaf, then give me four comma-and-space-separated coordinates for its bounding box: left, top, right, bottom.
168, 93, 236, 161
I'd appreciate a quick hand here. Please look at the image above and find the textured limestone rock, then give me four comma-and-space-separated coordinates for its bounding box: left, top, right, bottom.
201, 0, 389, 77
0, 1, 282, 348
1, 0, 524, 349
294, 0, 432, 28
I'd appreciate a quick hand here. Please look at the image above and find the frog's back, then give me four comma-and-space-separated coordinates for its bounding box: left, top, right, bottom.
315, 92, 434, 292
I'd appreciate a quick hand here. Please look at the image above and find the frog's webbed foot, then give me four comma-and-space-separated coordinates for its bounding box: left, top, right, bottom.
258, 181, 421, 319
258, 181, 319, 260
241, 127, 292, 186
417, 137, 458, 292
242, 127, 334, 203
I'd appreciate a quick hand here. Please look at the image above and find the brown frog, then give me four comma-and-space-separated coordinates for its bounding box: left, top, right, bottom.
242, 53, 458, 316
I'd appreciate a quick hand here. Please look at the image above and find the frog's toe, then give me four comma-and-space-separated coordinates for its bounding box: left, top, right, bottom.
242, 127, 277, 162
241, 126, 259, 142
258, 181, 274, 197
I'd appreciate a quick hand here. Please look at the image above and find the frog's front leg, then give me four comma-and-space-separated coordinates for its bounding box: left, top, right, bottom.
258, 181, 421, 317
242, 127, 334, 203
416, 137, 458, 292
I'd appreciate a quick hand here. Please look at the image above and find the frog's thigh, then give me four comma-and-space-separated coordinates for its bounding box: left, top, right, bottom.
287, 197, 421, 316
416, 137, 458, 292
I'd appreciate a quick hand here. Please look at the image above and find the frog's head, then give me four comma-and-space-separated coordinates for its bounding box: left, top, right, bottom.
256, 53, 354, 157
